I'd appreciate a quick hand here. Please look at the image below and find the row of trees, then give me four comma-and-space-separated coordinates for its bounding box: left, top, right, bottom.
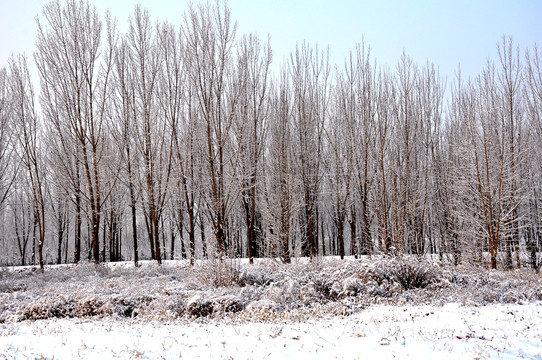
1, 0, 541, 270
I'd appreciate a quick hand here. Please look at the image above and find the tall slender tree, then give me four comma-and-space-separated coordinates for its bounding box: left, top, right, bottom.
184, 1, 241, 259
35, 0, 117, 264
127, 6, 173, 264
290, 43, 330, 259
265, 70, 294, 262
0, 68, 17, 211
8, 55, 46, 270
235, 34, 272, 263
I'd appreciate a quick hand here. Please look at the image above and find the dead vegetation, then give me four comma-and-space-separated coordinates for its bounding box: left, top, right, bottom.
1, 257, 541, 323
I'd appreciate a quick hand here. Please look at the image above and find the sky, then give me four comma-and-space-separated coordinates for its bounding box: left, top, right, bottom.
1, 0, 541, 85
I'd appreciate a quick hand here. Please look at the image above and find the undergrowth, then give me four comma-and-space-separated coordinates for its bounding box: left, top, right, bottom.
1, 257, 541, 323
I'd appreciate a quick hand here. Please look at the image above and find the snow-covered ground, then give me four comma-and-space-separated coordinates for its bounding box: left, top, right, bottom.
1, 302, 541, 359
1, 257, 542, 359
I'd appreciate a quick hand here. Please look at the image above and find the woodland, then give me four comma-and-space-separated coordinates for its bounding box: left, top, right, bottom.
1, 0, 542, 272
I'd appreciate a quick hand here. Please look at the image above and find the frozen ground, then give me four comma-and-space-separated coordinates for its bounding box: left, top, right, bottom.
1, 257, 542, 359
1, 303, 541, 359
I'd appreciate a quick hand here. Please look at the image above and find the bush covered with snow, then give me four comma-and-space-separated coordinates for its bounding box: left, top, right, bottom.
1, 257, 541, 323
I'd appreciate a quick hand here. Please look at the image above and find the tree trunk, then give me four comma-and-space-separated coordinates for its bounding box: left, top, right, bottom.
57, 219, 63, 265
337, 216, 345, 260
349, 206, 357, 258
200, 218, 206, 259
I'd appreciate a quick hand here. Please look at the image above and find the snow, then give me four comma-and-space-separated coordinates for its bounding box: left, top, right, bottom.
1, 303, 541, 359
1, 257, 542, 359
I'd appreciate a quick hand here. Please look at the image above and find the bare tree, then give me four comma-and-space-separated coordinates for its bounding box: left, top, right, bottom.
47, 177, 69, 264
391, 52, 418, 254
497, 36, 524, 269
157, 20, 203, 264
0, 68, 17, 210
11, 179, 34, 266
172, 75, 204, 265
111, 37, 141, 266
35, 0, 117, 264
44, 109, 85, 263
184, 1, 241, 259
524, 44, 542, 270
264, 70, 294, 263
327, 62, 356, 259
127, 6, 173, 264
235, 33, 272, 263
435, 68, 464, 265
289, 43, 330, 259
336, 42, 377, 258
158, 21, 185, 262
447, 39, 527, 270
374, 69, 395, 253
452, 62, 517, 269
352, 43, 377, 257
413, 62, 444, 255
8, 54, 46, 270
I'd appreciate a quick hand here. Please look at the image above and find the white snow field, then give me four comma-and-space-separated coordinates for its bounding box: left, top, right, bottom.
1, 302, 541, 359
1, 257, 542, 359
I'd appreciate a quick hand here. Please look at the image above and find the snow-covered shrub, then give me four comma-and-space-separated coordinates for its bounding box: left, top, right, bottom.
239, 268, 275, 287
310, 276, 339, 301
361, 266, 394, 287
20, 297, 76, 320
212, 295, 244, 313
168, 297, 186, 317
365, 280, 385, 297
264, 285, 287, 305
369, 258, 437, 290
239, 284, 264, 303
341, 276, 366, 296
20, 297, 112, 320
110, 296, 153, 318
0, 281, 26, 293
271, 276, 301, 305
246, 299, 280, 312
74, 298, 111, 317
4, 257, 542, 323
391, 260, 437, 290
185, 295, 214, 317
195, 260, 242, 287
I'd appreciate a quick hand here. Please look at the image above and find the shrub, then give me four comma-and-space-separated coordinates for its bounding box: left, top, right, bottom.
213, 295, 244, 313
169, 297, 186, 317
74, 299, 111, 317
239, 269, 274, 287
185, 295, 214, 317
245, 299, 279, 312
389, 260, 437, 290
20, 297, 114, 321
341, 276, 366, 296
311, 277, 339, 301
196, 260, 242, 287
111, 296, 153, 318
20, 298, 76, 320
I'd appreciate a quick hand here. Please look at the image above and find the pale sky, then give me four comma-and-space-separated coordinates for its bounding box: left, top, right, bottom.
1, 0, 541, 84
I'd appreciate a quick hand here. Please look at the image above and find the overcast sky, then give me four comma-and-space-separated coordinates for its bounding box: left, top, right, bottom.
1, 0, 541, 83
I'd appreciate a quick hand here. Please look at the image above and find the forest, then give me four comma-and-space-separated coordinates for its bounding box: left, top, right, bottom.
1, 0, 541, 271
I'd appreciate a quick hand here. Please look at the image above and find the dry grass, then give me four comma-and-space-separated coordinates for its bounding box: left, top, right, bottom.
1, 257, 541, 323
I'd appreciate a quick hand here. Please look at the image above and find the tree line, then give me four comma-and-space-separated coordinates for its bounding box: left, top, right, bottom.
1, 0, 541, 270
